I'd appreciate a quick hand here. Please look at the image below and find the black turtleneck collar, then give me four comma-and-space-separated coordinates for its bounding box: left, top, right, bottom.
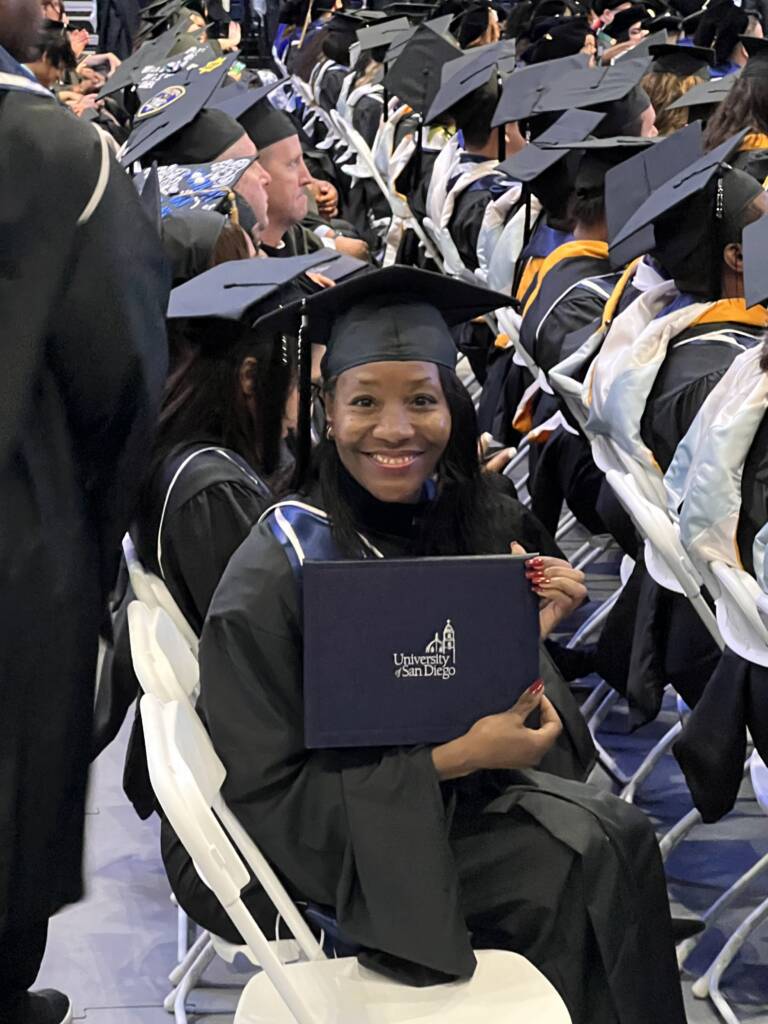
338, 463, 435, 543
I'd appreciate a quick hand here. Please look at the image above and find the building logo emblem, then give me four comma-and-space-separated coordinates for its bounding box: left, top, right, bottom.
393, 620, 456, 679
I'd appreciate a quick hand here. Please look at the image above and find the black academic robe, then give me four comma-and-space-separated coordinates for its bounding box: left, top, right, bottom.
162, 481, 684, 1024
261, 221, 326, 257
732, 143, 768, 186
447, 166, 521, 273
93, 443, 275, 818
598, 319, 765, 723
0, 79, 168, 931
672, 408, 768, 822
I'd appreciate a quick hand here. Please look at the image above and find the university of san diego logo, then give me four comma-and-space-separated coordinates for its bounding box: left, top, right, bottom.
393, 620, 456, 680
136, 84, 187, 120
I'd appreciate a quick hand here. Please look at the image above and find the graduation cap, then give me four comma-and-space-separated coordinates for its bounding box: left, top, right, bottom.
740, 36, 768, 79
619, 27, 668, 59
642, 13, 683, 34
135, 42, 223, 101
522, 16, 595, 64
607, 5, 650, 42
161, 208, 227, 286
605, 120, 702, 263
666, 70, 739, 111
137, 162, 163, 232
491, 52, 588, 126
118, 52, 241, 167
742, 213, 768, 308
206, 76, 285, 120
649, 42, 715, 78
97, 25, 183, 99
382, 13, 455, 63
610, 129, 764, 295
355, 15, 410, 54
497, 108, 606, 182
139, 156, 254, 216
425, 38, 517, 123
451, 0, 494, 48
532, 56, 652, 114
382, 1, 439, 20
167, 252, 345, 321
740, 35, 768, 58
384, 23, 462, 116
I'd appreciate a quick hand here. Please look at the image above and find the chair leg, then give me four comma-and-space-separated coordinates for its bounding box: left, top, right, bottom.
555, 511, 577, 541
566, 586, 624, 649
594, 739, 631, 787
177, 907, 191, 963
580, 680, 611, 722
704, 895, 768, 1023
621, 720, 683, 803
573, 539, 610, 572
169, 928, 211, 985
681, 851, 768, 976
164, 939, 216, 1020
588, 689, 620, 735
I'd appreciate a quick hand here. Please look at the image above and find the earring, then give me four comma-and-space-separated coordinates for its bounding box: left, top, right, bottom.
326, 424, 334, 440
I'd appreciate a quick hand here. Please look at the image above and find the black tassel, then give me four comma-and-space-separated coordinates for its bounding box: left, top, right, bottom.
291, 303, 313, 491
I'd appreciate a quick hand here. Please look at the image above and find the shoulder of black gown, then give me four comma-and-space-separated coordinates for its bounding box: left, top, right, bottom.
487, 491, 563, 558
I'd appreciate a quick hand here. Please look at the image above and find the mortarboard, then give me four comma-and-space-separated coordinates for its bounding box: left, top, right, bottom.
451, 0, 494, 48
605, 120, 702, 264
491, 52, 588, 126
96, 25, 184, 98
620, 27, 669, 59
238, 98, 298, 150
740, 35, 768, 58
382, 13, 456, 63
166, 252, 345, 321
649, 42, 715, 78
206, 76, 285, 120
384, 23, 462, 116
118, 53, 239, 166
666, 70, 738, 111
355, 16, 410, 53
642, 13, 683, 34
136, 156, 255, 216
532, 56, 652, 114
161, 208, 227, 285
135, 43, 222, 101
740, 36, 768, 79
742, 214, 768, 308
425, 38, 517, 123
497, 108, 606, 183
607, 5, 650, 42
256, 266, 510, 375
523, 17, 595, 64
382, 1, 440, 21
609, 129, 763, 295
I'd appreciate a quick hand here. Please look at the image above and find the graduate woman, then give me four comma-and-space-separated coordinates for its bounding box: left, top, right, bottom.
173, 268, 686, 1024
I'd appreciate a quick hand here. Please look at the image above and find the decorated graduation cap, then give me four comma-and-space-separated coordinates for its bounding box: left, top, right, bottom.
97, 24, 188, 99
118, 52, 240, 166
666, 70, 738, 112
384, 22, 462, 114
742, 213, 768, 308
610, 129, 764, 296
605, 120, 702, 265
491, 52, 588, 127
137, 156, 255, 216
425, 38, 517, 123
649, 42, 715, 78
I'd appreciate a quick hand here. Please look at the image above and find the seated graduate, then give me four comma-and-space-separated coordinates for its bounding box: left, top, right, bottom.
308, 9, 356, 111
164, 267, 686, 1024
693, 0, 762, 79
92, 257, 327, 796
703, 38, 768, 184
23, 18, 76, 88
586, 139, 768, 720
640, 43, 716, 136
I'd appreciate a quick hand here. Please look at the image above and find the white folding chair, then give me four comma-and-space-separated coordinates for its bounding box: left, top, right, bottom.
141, 693, 572, 1023
122, 534, 198, 657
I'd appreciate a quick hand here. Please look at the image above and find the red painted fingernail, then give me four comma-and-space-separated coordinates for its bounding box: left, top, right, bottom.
529, 557, 544, 567
527, 679, 544, 695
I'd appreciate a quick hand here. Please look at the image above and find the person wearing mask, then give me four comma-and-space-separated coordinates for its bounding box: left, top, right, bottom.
0, 0, 169, 1019
168, 267, 686, 1024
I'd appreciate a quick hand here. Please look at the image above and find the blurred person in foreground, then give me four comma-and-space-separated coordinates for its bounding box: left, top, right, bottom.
0, 1, 169, 1020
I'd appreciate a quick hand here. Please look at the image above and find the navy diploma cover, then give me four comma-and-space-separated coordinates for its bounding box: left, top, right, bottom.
302, 554, 539, 748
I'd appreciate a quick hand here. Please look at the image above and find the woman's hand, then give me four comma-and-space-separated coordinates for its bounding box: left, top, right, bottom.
431, 682, 562, 779
510, 543, 587, 638
524, 553, 587, 638
478, 432, 514, 474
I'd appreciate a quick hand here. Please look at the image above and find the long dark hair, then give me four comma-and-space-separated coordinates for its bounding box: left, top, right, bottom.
150, 318, 295, 482
313, 365, 503, 557
704, 74, 768, 150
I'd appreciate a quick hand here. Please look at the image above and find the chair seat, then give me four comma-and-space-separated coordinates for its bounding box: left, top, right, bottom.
233, 949, 572, 1024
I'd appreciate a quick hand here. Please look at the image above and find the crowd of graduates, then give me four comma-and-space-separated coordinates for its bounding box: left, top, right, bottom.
5, 0, 768, 1019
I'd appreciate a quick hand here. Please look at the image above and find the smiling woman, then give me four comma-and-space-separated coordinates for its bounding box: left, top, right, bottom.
160, 267, 687, 1024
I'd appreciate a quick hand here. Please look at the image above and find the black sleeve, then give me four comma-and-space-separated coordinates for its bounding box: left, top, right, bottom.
534, 292, 607, 376
160, 480, 271, 633
353, 97, 382, 149
643, 369, 729, 473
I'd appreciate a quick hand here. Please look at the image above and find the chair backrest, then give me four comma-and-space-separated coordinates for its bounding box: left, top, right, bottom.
141, 694, 324, 1024
122, 534, 199, 655
604, 470, 724, 651
708, 560, 768, 667
127, 602, 199, 704
749, 749, 768, 815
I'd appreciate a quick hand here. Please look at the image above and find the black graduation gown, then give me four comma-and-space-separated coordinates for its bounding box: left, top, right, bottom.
93, 443, 275, 817
162, 483, 684, 1024
598, 320, 765, 723
0, 79, 169, 931
732, 144, 768, 186
261, 221, 326, 257
672, 410, 768, 821
447, 166, 520, 273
